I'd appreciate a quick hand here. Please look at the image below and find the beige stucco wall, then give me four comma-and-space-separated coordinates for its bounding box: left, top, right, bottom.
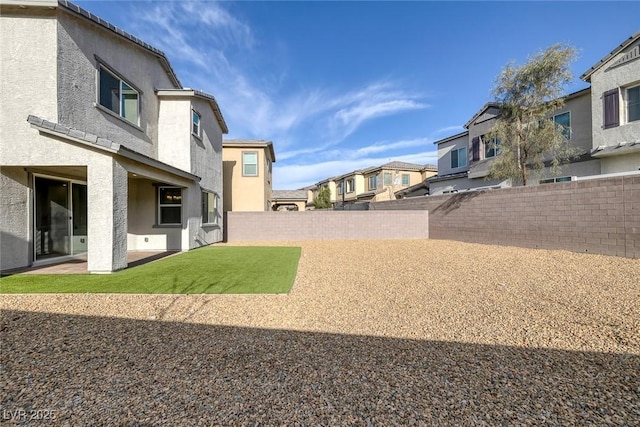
223, 146, 270, 211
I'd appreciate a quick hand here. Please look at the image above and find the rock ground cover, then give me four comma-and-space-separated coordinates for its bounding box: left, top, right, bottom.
1, 239, 639, 425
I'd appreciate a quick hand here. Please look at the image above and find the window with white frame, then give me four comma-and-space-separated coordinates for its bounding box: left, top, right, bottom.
553, 111, 571, 140
98, 65, 139, 125
368, 175, 377, 190
627, 85, 640, 123
202, 191, 219, 225
242, 151, 258, 176
346, 178, 355, 193
401, 174, 410, 186
482, 135, 501, 158
450, 147, 468, 169
383, 172, 392, 186
192, 109, 201, 137
158, 186, 182, 225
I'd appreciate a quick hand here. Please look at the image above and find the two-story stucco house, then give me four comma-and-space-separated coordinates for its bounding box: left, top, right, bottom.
429, 87, 598, 195
0, 0, 228, 273
582, 31, 640, 173
429, 32, 640, 195
222, 139, 276, 212
311, 161, 431, 207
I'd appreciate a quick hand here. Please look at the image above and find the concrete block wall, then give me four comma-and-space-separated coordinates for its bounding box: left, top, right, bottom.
225, 211, 428, 241
371, 175, 640, 258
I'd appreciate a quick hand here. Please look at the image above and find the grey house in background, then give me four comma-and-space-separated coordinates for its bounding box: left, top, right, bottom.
582, 31, 640, 173
429, 32, 640, 195
0, 0, 228, 272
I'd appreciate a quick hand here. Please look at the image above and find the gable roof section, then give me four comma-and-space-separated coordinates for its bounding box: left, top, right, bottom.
223, 139, 276, 162
157, 89, 228, 134
581, 31, 640, 82
272, 190, 308, 201
56, 0, 182, 88
464, 102, 501, 129
433, 130, 469, 145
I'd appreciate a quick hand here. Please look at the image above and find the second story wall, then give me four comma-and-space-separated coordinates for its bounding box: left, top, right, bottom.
57, 9, 179, 158
0, 8, 59, 163
223, 143, 273, 212
191, 97, 224, 195
436, 133, 470, 176
157, 96, 191, 172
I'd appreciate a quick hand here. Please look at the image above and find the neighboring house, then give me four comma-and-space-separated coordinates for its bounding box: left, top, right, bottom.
0, 0, 227, 273
395, 164, 438, 199
312, 178, 338, 208
313, 161, 429, 206
429, 88, 598, 195
581, 31, 640, 174
430, 32, 640, 195
271, 190, 308, 211
222, 139, 275, 212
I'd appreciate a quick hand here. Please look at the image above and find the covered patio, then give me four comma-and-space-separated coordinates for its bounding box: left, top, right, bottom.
3, 251, 178, 276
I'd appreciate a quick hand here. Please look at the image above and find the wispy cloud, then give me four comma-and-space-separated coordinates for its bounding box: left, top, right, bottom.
354, 138, 431, 156
128, 1, 435, 189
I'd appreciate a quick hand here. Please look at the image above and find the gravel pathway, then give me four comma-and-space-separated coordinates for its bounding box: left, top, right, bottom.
2, 239, 639, 425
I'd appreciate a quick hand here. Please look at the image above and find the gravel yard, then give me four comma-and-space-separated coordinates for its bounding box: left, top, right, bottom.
2, 239, 639, 425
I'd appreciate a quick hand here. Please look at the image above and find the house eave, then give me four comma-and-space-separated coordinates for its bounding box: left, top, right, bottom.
590, 141, 640, 158
28, 115, 200, 182
581, 31, 640, 82
157, 89, 229, 134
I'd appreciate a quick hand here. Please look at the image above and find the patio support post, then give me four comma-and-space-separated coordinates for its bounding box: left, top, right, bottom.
87, 157, 128, 273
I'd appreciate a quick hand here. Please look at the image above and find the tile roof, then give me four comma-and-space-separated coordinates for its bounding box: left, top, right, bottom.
59, 0, 181, 88
27, 115, 199, 181
27, 115, 120, 151
272, 190, 308, 200
223, 139, 276, 162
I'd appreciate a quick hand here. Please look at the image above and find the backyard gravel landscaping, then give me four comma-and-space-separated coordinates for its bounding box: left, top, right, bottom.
1, 239, 639, 425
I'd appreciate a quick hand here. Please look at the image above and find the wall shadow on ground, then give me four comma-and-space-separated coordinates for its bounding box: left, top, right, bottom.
1, 310, 638, 425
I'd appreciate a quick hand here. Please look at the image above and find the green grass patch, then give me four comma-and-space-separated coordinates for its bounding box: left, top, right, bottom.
0, 246, 301, 294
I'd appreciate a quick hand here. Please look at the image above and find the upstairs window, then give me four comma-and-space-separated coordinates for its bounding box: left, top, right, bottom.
158, 187, 182, 225
553, 112, 571, 140
627, 85, 640, 123
202, 192, 219, 225
337, 181, 344, 195
192, 109, 201, 137
451, 147, 467, 169
346, 178, 355, 193
99, 66, 139, 125
242, 151, 258, 176
401, 174, 410, 186
383, 172, 392, 186
368, 175, 377, 190
483, 135, 501, 158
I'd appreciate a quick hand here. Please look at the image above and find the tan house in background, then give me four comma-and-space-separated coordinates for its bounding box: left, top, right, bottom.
310, 161, 435, 207
222, 139, 275, 212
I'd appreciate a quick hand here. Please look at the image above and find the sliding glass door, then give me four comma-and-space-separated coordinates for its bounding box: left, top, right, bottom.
34, 176, 87, 262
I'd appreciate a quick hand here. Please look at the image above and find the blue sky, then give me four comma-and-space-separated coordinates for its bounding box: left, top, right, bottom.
75, 1, 639, 190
